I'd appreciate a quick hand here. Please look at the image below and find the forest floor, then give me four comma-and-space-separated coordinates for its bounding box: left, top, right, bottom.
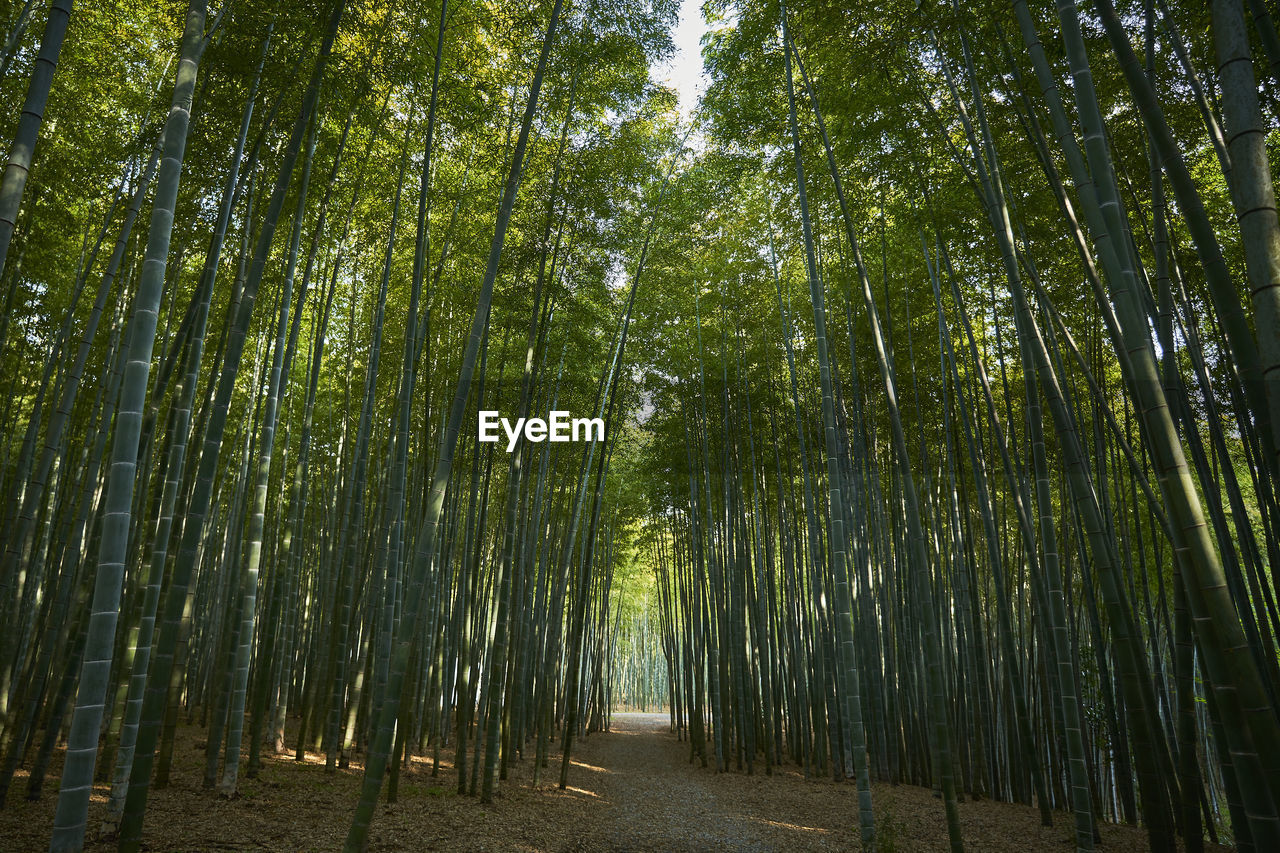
1, 712, 1221, 852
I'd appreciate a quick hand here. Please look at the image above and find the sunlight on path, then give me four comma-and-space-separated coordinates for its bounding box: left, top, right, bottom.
572, 712, 777, 851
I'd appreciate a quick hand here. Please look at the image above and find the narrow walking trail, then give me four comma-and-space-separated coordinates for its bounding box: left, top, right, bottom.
564, 712, 782, 851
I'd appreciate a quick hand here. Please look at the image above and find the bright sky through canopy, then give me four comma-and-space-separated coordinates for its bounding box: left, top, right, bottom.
653, 0, 708, 121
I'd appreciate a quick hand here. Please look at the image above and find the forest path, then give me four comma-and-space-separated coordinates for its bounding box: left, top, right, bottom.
564, 712, 778, 851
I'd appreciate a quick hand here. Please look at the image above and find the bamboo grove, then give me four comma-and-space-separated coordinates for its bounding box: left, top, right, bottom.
0, 0, 1278, 850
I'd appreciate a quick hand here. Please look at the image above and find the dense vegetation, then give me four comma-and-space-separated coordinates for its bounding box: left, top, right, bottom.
1, 0, 1278, 850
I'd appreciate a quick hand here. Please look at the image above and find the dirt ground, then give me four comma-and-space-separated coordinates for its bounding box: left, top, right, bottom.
0, 712, 1223, 851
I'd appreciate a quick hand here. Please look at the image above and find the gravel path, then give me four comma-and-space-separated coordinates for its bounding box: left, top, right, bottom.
566, 712, 776, 851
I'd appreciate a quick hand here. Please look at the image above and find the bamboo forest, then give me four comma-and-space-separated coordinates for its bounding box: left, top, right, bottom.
2, 0, 1280, 849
